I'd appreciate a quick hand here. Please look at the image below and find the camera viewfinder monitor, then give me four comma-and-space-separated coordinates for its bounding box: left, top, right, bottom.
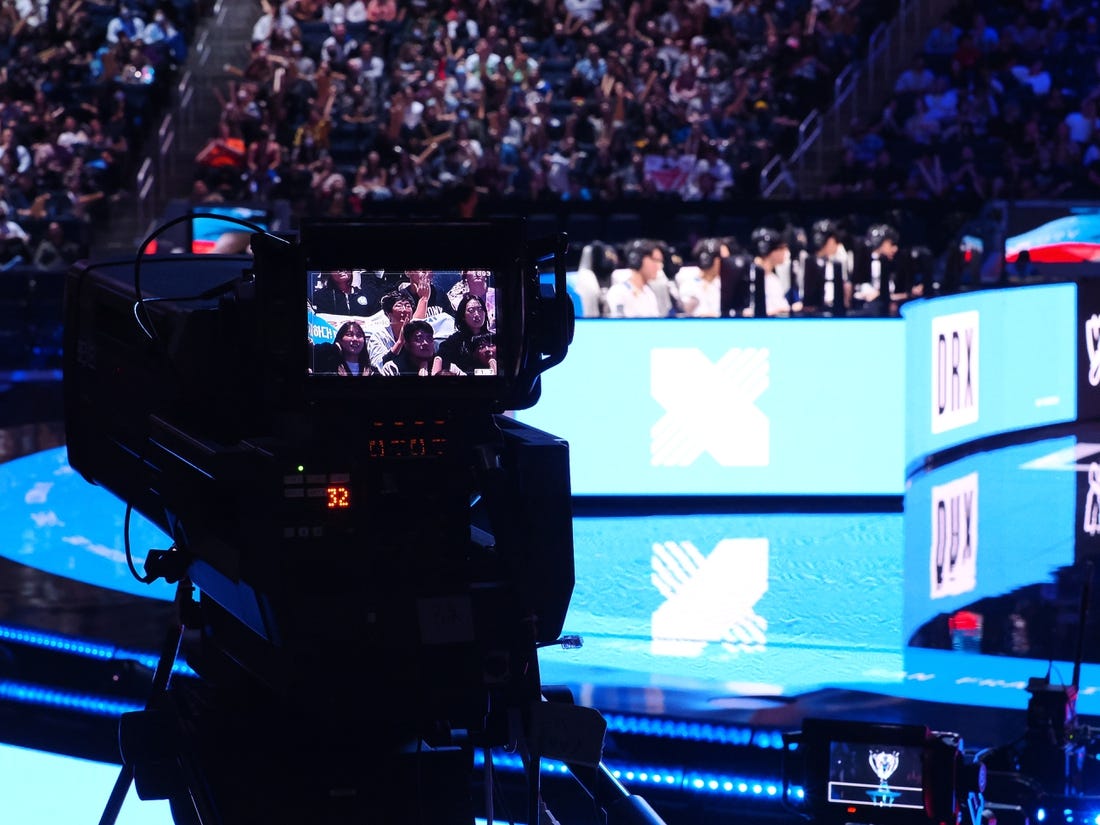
826, 740, 925, 811
798, 718, 961, 825
295, 219, 535, 412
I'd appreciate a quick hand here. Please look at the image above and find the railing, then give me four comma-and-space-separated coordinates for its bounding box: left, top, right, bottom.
132, 34, 210, 241
136, 157, 156, 236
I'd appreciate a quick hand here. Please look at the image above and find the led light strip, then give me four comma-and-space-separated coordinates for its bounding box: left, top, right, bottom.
0, 679, 142, 717
0, 624, 196, 678
474, 751, 804, 802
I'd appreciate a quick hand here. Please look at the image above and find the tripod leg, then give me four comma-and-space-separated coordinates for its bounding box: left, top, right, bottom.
97, 580, 191, 825
97, 764, 135, 825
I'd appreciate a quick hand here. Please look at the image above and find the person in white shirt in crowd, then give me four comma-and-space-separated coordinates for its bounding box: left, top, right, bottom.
321, 22, 359, 69
1011, 57, 1052, 98
0, 128, 32, 175
56, 116, 90, 151
893, 54, 935, 95
606, 239, 666, 318
14, 0, 49, 28
329, 1, 368, 23
1064, 96, 1100, 147
0, 204, 30, 270
143, 9, 179, 47
252, 2, 297, 46
106, 5, 146, 44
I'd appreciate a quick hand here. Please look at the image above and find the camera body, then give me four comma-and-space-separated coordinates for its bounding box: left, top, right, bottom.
62, 219, 575, 730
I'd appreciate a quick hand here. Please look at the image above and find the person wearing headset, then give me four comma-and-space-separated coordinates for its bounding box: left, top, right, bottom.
605, 239, 667, 318
677, 237, 729, 317
801, 219, 851, 316
725, 227, 798, 317
851, 223, 921, 315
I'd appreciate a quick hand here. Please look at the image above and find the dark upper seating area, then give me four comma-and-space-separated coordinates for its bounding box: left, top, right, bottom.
823, 0, 1100, 201
0, 0, 204, 273
0, 0, 207, 369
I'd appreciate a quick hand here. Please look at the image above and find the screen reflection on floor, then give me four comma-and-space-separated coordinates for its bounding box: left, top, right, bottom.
4, 430, 1100, 722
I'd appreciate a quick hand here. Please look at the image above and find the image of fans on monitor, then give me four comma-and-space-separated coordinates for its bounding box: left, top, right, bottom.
307, 268, 497, 378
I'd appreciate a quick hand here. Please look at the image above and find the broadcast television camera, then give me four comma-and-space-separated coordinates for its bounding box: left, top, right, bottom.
63, 219, 581, 824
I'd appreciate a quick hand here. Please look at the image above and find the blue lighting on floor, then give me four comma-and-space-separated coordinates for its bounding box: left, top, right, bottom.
0, 679, 141, 717
476, 750, 801, 802
0, 623, 196, 678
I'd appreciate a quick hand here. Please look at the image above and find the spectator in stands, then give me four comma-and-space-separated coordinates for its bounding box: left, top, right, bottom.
349, 152, 392, 207
968, 11, 999, 53
321, 21, 358, 71
288, 0, 325, 24
246, 126, 282, 197
312, 269, 373, 316
469, 333, 496, 375
322, 320, 374, 376
438, 293, 492, 374
310, 154, 348, 214
367, 290, 414, 370
923, 75, 959, 129
251, 3, 297, 47
381, 319, 442, 376
365, 0, 399, 25
106, 5, 145, 45
143, 9, 186, 62
195, 120, 247, 195
446, 269, 496, 326
1011, 57, 1052, 98
399, 269, 455, 324
355, 41, 385, 94
0, 204, 30, 270
924, 16, 961, 57
894, 54, 935, 95
0, 128, 31, 176
293, 105, 333, 164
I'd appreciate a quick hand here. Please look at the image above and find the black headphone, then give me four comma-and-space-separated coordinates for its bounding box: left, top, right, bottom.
694, 237, 722, 269
624, 238, 651, 271
866, 223, 900, 249
751, 226, 784, 258
811, 219, 838, 253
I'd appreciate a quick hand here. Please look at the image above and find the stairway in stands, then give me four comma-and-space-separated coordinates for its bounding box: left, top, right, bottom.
92, 0, 259, 259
